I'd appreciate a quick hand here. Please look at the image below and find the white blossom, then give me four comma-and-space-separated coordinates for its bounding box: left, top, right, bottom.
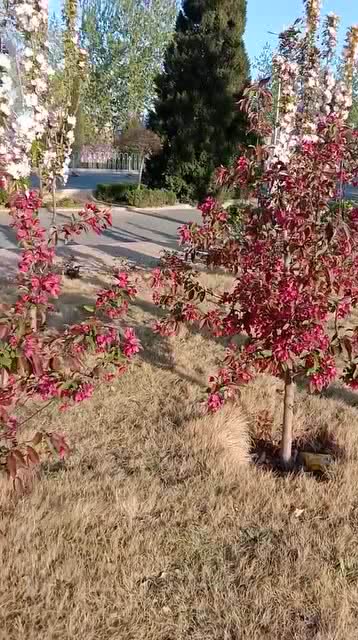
6, 159, 31, 180
0, 54, 11, 71
0, 103, 11, 116
23, 59, 33, 73
36, 53, 46, 66
24, 93, 38, 108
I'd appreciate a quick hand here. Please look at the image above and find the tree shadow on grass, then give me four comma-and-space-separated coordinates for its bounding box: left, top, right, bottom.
322, 384, 358, 408
48, 288, 208, 390
131, 297, 208, 389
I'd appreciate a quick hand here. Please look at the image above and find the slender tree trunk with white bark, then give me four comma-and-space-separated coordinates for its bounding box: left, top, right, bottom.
280, 369, 295, 467
138, 156, 145, 190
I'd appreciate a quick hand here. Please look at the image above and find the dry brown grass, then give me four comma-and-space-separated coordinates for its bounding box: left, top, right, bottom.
1, 271, 358, 639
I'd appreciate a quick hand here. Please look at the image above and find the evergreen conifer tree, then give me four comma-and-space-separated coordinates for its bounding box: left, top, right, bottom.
147, 0, 250, 202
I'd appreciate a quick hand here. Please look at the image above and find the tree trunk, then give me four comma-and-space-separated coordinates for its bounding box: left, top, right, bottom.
138, 157, 145, 190
30, 306, 37, 332
280, 369, 295, 467
51, 180, 57, 224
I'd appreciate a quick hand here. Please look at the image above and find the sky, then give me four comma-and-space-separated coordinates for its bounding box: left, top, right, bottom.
49, 0, 358, 62
246, 0, 358, 60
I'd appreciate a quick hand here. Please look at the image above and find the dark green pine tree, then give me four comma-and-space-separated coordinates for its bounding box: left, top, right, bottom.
147, 0, 251, 203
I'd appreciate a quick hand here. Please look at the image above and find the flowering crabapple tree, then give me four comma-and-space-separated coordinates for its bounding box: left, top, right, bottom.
0, 1, 140, 489
0, 196, 140, 486
152, 1, 358, 467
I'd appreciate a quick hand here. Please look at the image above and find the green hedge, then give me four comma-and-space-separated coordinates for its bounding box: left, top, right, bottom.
95, 183, 176, 207
95, 183, 136, 203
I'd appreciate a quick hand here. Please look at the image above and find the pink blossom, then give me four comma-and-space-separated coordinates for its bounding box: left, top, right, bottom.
36, 375, 58, 400
122, 328, 141, 358
23, 335, 40, 359
95, 329, 117, 352
73, 382, 94, 403
178, 224, 192, 245
199, 197, 217, 216
115, 271, 129, 288
9, 335, 19, 348
207, 393, 224, 412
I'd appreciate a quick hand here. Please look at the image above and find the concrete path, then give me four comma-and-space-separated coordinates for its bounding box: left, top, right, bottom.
1, 179, 356, 278
0, 205, 202, 278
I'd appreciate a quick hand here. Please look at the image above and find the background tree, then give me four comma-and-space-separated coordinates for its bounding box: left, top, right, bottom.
146, 0, 251, 203
80, 0, 177, 135
116, 121, 161, 188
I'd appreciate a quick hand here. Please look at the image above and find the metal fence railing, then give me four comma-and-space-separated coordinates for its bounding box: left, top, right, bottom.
72, 151, 141, 172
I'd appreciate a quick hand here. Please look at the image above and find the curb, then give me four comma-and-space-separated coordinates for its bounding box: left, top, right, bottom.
92, 194, 195, 213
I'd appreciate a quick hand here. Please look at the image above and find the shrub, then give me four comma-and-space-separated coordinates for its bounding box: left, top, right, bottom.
126, 187, 176, 207
95, 183, 137, 203
95, 183, 176, 207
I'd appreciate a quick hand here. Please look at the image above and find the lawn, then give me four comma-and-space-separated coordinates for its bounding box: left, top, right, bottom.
1, 268, 358, 639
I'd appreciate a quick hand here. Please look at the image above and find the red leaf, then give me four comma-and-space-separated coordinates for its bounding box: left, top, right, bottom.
26, 446, 40, 466
6, 453, 17, 480
0, 368, 9, 389
32, 432, 43, 446
13, 476, 24, 494
0, 324, 8, 340
12, 449, 27, 468
48, 432, 70, 459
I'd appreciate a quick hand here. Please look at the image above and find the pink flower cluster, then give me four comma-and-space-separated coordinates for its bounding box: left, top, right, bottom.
96, 271, 137, 319
122, 328, 141, 358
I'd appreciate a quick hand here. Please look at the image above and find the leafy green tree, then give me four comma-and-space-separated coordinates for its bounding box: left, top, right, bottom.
48, 13, 64, 71
80, 0, 177, 133
146, 0, 251, 203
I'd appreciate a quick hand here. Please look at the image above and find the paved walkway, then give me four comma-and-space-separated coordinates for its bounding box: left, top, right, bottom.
1, 179, 356, 279
0, 205, 202, 278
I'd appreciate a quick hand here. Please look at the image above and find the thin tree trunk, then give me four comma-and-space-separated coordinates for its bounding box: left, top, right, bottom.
30, 306, 37, 332
51, 180, 57, 224
38, 164, 44, 200
138, 157, 144, 190
280, 369, 295, 467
